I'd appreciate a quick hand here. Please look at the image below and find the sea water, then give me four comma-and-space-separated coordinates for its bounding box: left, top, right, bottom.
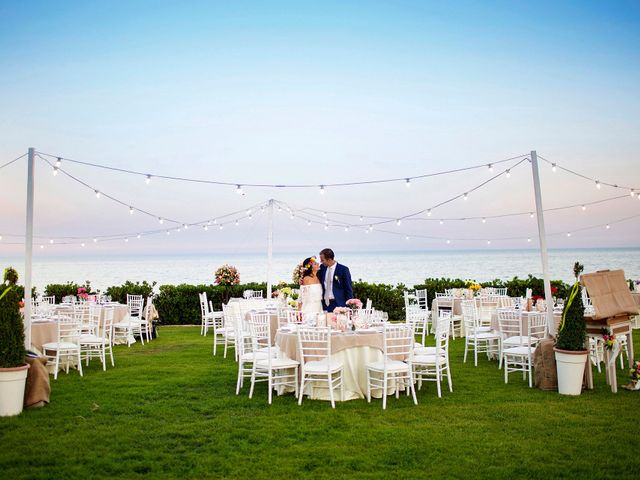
1, 248, 639, 293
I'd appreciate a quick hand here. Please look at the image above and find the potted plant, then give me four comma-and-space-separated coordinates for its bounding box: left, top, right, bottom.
553, 262, 588, 395
0, 267, 29, 416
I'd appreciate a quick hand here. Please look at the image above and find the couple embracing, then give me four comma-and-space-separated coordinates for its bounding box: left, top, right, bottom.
298, 248, 353, 314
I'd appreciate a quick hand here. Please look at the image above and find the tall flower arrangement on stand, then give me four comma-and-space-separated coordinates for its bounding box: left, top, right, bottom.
214, 265, 240, 304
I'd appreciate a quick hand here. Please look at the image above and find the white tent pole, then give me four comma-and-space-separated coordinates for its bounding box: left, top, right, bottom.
266, 199, 274, 298
24, 147, 35, 350
530, 150, 555, 334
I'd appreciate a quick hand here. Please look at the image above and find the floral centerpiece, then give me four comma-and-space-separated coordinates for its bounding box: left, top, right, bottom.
346, 298, 363, 312
77, 287, 89, 301
214, 265, 240, 286
601, 328, 616, 351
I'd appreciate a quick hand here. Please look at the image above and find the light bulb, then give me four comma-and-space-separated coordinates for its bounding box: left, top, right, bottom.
55, 158, 61, 168
166, 230, 171, 235
488, 164, 493, 172
53, 167, 58, 176
359, 216, 363, 222
344, 226, 349, 232
236, 185, 243, 195
505, 169, 511, 178
184, 224, 188, 230
595, 180, 601, 189
630, 190, 635, 197
482, 218, 486, 224
396, 219, 401, 226
405, 235, 410, 241
427, 209, 432, 217
439, 220, 444, 225
405, 178, 411, 188
129, 206, 134, 215
146, 174, 152, 185
463, 193, 468, 201
581, 205, 586, 211
487, 240, 491, 245
319, 185, 325, 195
446, 239, 451, 244
124, 237, 129, 242
93, 238, 97, 243
368, 225, 373, 232
219, 225, 223, 230
324, 225, 328, 231
605, 224, 610, 229
552, 163, 557, 172
322, 212, 327, 218
235, 220, 239, 226
307, 220, 311, 226
81, 242, 85, 247
527, 238, 532, 243
137, 234, 141, 239
203, 225, 208, 231
566, 232, 571, 237
530, 212, 534, 218
95, 190, 101, 199
158, 217, 164, 224
49, 239, 54, 244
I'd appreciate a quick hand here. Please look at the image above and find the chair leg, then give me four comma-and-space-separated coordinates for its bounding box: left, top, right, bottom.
328, 372, 335, 409
298, 372, 305, 406
382, 372, 388, 410
268, 369, 273, 405
366, 369, 372, 403
236, 361, 244, 395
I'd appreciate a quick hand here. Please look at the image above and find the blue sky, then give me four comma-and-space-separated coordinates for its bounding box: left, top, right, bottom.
0, 1, 639, 255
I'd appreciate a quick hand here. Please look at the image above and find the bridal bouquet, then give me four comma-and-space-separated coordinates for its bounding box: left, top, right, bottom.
214, 265, 240, 286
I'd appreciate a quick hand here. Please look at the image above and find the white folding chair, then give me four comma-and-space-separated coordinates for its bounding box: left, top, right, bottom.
199, 292, 215, 336
462, 300, 501, 366
297, 327, 344, 408
366, 323, 418, 409
413, 316, 452, 398
80, 306, 115, 370
502, 312, 546, 387
247, 311, 299, 404
42, 316, 84, 380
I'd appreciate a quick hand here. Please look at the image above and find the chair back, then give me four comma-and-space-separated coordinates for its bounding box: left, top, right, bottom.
286, 309, 304, 324
415, 289, 428, 309
221, 303, 239, 334
248, 310, 272, 354
497, 308, 522, 340
434, 315, 451, 355
101, 306, 115, 343
382, 323, 414, 362
199, 292, 208, 320
297, 327, 332, 363
42, 295, 56, 305
527, 312, 547, 344
57, 317, 83, 344
461, 299, 478, 333
127, 294, 144, 318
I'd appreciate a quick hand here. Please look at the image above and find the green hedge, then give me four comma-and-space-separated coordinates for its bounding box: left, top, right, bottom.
106, 281, 156, 304
40, 276, 579, 325
44, 282, 90, 303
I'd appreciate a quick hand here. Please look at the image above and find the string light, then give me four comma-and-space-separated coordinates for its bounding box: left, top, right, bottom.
203, 225, 208, 231
53, 167, 58, 176
487, 240, 491, 245
137, 234, 141, 239
49, 239, 54, 244
319, 185, 325, 195
93, 238, 97, 243
427, 209, 432, 217
95, 190, 101, 199
631, 189, 636, 197
439, 220, 444, 225
566, 232, 571, 237
146, 174, 152, 185
324, 224, 328, 231
446, 239, 451, 244
235, 220, 239, 226
236, 185, 243, 195
405, 235, 410, 240
219, 225, 223, 230
345, 226, 349, 232
551, 163, 557, 172
505, 169, 511, 178
463, 193, 468, 201
529, 212, 534, 218
488, 164, 493, 172
605, 224, 610, 229
158, 217, 164, 224
482, 218, 486, 224
124, 237, 129, 242
307, 220, 311, 226
527, 238, 532, 243
405, 179, 411, 188
55, 157, 61, 168
595, 180, 601, 189
396, 219, 401, 226
359, 216, 363, 222
581, 205, 586, 211
129, 206, 134, 215
182, 224, 188, 230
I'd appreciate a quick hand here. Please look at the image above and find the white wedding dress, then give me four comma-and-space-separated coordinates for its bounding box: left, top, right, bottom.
299, 283, 324, 320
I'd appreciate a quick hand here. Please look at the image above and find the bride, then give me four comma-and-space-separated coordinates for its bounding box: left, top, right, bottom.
298, 256, 323, 317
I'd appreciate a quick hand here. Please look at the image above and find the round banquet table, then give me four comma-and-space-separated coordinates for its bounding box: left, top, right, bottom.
275, 329, 404, 401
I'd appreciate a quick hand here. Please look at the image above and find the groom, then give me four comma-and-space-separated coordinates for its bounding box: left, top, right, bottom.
318, 248, 354, 312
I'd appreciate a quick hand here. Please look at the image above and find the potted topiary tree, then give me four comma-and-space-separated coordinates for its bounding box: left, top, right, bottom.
553, 262, 588, 395
0, 267, 29, 416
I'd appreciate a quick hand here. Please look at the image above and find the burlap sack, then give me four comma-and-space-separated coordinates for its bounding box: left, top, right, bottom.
534, 338, 557, 391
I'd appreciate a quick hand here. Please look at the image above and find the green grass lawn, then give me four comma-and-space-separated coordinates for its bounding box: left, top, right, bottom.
1, 326, 639, 480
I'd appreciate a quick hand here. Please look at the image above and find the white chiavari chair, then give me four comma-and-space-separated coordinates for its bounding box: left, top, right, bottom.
42, 316, 84, 380
413, 315, 452, 398
462, 300, 501, 366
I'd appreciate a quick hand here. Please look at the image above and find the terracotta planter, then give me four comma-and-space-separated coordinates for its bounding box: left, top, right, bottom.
0, 364, 30, 416
554, 348, 588, 396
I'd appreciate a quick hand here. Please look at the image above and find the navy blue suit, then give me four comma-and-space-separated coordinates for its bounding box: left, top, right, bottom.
318, 262, 354, 312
